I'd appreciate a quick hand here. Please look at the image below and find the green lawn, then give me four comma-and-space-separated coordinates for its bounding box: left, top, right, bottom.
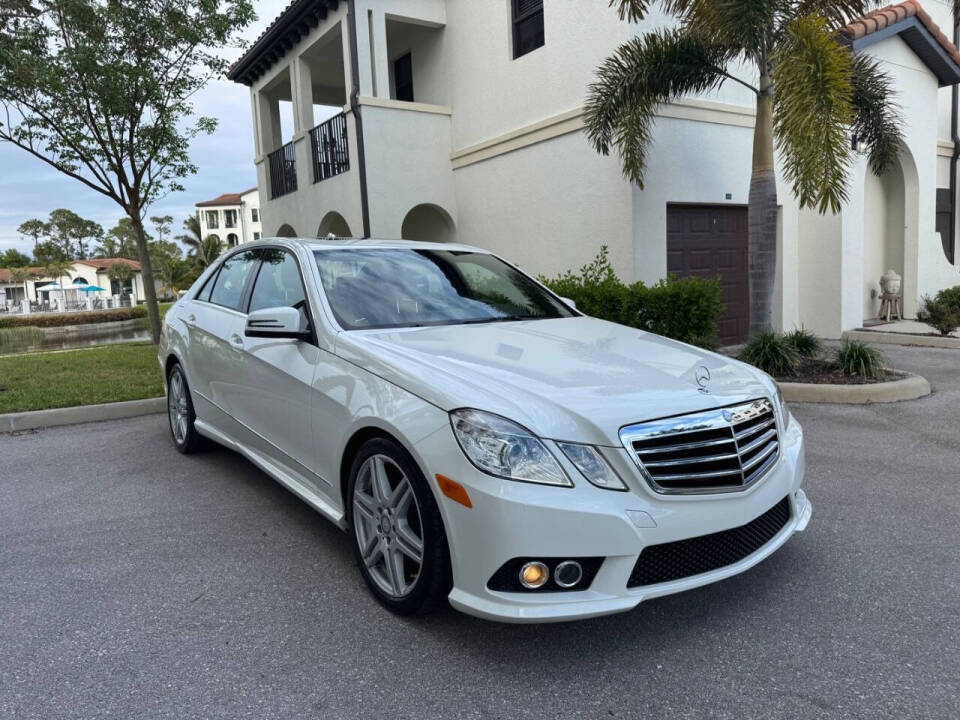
0, 342, 163, 413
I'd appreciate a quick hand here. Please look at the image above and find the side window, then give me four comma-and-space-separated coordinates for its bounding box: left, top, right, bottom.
195, 268, 218, 302
209, 250, 258, 311
512, 0, 544, 59
249, 249, 307, 315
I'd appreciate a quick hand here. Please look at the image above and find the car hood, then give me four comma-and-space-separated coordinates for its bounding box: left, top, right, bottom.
334, 317, 772, 446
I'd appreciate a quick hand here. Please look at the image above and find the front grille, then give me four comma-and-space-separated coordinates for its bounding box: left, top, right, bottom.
627, 496, 791, 588
620, 399, 780, 494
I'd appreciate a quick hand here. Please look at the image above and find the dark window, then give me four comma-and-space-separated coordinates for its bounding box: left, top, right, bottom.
209, 250, 258, 311
394, 53, 414, 102
251, 208, 259, 223
249, 249, 307, 314
512, 0, 544, 59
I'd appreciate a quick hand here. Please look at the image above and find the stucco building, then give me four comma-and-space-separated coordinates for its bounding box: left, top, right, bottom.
0, 258, 146, 311
227, 0, 960, 342
196, 188, 263, 248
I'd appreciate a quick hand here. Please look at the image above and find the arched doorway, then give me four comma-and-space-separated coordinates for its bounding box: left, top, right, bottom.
400, 204, 455, 243
863, 156, 906, 320
227, 233, 239, 247
317, 211, 352, 238
276, 224, 297, 238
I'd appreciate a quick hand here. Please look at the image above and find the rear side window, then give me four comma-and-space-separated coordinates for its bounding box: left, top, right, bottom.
249, 249, 307, 313
209, 250, 258, 311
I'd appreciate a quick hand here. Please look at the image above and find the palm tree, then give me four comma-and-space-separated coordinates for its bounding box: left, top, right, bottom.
586, 0, 904, 335
42, 259, 74, 311
176, 214, 203, 252
8, 266, 33, 307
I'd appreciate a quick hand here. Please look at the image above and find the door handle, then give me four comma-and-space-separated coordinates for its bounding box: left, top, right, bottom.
229, 333, 244, 348
185, 313, 196, 326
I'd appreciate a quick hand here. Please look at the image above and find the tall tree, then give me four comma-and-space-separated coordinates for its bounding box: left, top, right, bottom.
42, 257, 73, 310
101, 218, 145, 260
33, 239, 70, 266
17, 218, 46, 248
44, 208, 102, 259
177, 214, 222, 268
9, 266, 34, 304
151, 214, 174, 243
0, 0, 255, 342
586, 0, 904, 335
0, 248, 31, 267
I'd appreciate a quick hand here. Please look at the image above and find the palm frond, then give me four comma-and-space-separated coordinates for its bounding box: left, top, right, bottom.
784, 1, 875, 30
849, 54, 904, 175
772, 14, 853, 213
585, 29, 731, 186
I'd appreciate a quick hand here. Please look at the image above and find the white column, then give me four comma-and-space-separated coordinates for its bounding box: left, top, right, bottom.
256, 89, 283, 154
369, 10, 390, 98
293, 56, 315, 133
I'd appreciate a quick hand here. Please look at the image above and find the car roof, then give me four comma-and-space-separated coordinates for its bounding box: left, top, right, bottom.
266, 237, 491, 253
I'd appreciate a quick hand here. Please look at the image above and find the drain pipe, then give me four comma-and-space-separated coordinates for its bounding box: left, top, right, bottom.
951, 16, 960, 264
347, 0, 371, 238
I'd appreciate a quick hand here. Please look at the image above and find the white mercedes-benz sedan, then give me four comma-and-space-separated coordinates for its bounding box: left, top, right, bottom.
158, 238, 811, 623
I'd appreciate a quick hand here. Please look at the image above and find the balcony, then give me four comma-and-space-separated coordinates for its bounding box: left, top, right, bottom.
310, 113, 349, 183
268, 141, 297, 199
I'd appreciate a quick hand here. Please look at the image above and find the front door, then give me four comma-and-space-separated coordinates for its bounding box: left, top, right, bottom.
666, 204, 750, 346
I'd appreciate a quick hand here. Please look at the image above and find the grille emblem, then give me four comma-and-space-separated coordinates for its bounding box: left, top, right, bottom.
695, 365, 711, 393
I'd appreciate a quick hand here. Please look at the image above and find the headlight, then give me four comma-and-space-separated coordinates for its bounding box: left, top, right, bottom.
556, 442, 627, 491
773, 384, 791, 431
449, 409, 571, 486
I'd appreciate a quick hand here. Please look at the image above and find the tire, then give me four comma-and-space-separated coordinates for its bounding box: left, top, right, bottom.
166, 363, 204, 454
346, 437, 451, 616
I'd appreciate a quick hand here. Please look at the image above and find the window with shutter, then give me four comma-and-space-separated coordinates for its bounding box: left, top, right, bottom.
512, 0, 544, 59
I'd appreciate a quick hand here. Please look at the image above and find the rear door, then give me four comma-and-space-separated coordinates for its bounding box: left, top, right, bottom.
190, 249, 260, 430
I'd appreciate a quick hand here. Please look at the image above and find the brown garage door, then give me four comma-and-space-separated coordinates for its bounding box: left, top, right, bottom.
666, 204, 749, 346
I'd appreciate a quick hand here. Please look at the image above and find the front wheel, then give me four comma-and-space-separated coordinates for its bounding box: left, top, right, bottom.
347, 438, 451, 616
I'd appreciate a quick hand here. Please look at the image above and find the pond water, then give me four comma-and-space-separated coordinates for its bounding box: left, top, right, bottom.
0, 320, 152, 355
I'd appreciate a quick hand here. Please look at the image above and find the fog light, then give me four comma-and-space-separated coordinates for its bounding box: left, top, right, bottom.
519, 561, 549, 589
554, 560, 583, 588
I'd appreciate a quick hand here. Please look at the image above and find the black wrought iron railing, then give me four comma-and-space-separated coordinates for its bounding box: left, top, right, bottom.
268, 141, 297, 199
309, 113, 349, 183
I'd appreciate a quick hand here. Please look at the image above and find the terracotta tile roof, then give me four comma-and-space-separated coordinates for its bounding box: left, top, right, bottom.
841, 0, 960, 68
74, 258, 142, 272
196, 188, 258, 207
0, 258, 141, 284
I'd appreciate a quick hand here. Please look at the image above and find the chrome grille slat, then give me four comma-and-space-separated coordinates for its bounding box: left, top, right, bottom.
641, 451, 740, 468
620, 399, 781, 494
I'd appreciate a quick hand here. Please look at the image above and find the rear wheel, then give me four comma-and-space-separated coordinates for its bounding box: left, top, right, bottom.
167, 363, 203, 454
347, 438, 451, 615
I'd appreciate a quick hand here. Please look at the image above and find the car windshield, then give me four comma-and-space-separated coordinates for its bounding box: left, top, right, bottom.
314, 248, 575, 330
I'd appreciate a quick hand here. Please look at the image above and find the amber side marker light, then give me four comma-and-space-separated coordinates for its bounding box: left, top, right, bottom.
435, 474, 473, 508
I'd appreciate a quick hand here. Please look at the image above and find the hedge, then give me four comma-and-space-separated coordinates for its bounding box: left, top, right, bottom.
541, 247, 723, 348
0, 306, 146, 329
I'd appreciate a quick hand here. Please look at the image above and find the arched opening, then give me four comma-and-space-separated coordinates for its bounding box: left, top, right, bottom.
863, 156, 906, 320
276, 224, 297, 238
317, 211, 352, 238
72, 276, 89, 285
227, 233, 239, 247
400, 204, 455, 243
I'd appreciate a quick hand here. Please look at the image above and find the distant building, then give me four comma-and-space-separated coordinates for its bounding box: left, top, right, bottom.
0, 258, 146, 311
195, 187, 262, 248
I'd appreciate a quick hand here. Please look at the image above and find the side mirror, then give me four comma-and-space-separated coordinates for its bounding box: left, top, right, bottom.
245, 306, 311, 341
559, 296, 577, 311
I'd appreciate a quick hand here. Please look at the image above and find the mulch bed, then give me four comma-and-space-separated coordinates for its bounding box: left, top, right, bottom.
775, 357, 905, 386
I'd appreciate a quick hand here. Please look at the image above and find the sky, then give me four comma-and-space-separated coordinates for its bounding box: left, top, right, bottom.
0, 0, 293, 258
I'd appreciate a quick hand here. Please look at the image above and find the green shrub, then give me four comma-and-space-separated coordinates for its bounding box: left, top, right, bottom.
934, 286, 960, 317
916, 295, 959, 336
738, 332, 800, 376
0, 306, 146, 329
833, 339, 885, 379
541, 247, 723, 348
784, 327, 823, 358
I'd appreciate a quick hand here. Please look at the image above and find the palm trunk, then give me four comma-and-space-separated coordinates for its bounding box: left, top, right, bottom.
748, 75, 778, 337
130, 210, 162, 344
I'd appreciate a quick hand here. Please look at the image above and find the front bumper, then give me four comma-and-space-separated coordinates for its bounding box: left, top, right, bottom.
413, 413, 810, 623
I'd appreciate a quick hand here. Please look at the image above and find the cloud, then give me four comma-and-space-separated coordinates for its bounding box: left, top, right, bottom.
0, 0, 291, 256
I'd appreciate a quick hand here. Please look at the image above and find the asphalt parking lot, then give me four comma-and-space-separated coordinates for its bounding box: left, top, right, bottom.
1, 344, 958, 719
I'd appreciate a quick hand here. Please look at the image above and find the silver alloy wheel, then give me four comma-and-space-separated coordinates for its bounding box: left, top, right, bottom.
168, 370, 189, 446
352, 454, 425, 598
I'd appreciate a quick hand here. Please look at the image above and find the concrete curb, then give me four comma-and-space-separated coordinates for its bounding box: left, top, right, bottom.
779, 372, 930, 404
843, 329, 960, 349
0, 397, 165, 433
